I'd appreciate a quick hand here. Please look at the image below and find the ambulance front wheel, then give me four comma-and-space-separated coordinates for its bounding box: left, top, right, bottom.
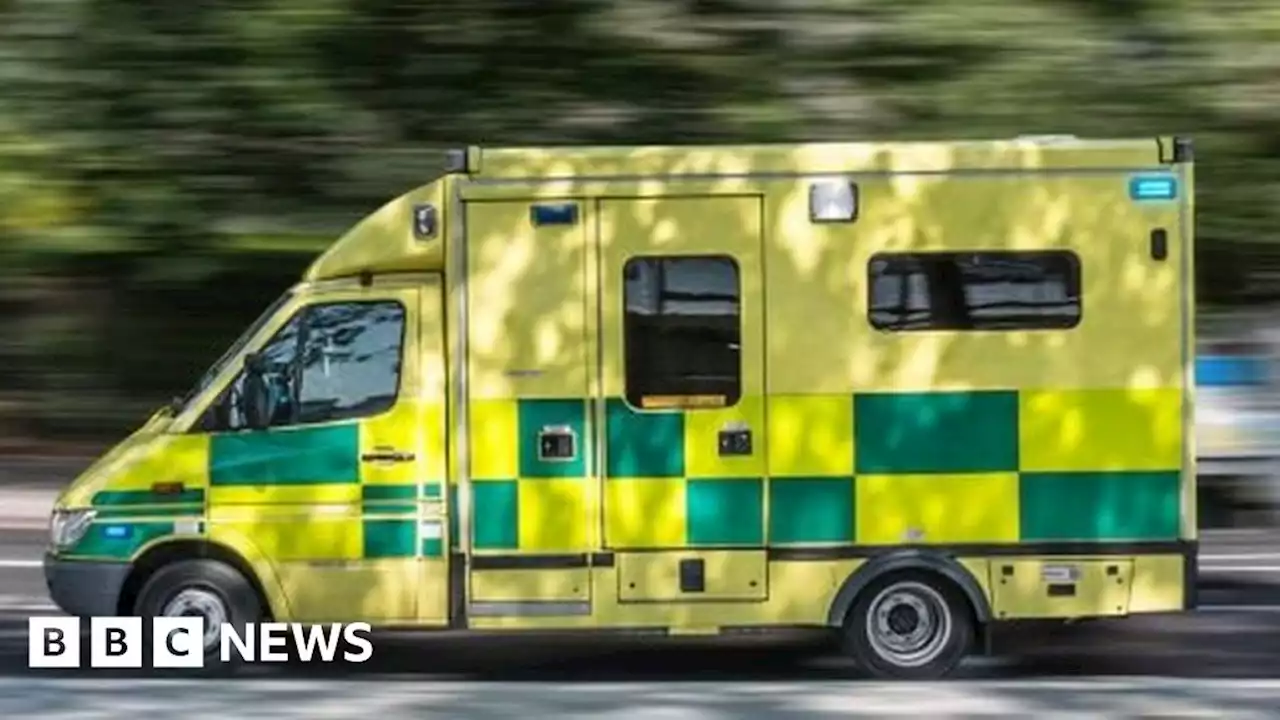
134, 558, 263, 665
841, 570, 975, 680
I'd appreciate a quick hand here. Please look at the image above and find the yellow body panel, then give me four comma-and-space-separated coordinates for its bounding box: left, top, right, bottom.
201, 527, 294, 620
517, 477, 596, 552
617, 551, 768, 602
1129, 554, 1187, 613
856, 473, 1021, 546
469, 399, 519, 480
465, 199, 590, 401
959, 558, 994, 606
208, 484, 360, 507
604, 478, 686, 548
1019, 388, 1182, 471
471, 568, 591, 603
765, 394, 856, 477
208, 504, 363, 562
763, 173, 1184, 395
50, 136, 1195, 640
466, 140, 1159, 186
470, 559, 860, 631
990, 557, 1135, 620
683, 397, 766, 479
303, 181, 447, 281
417, 559, 451, 623
360, 401, 430, 487
59, 431, 209, 508
276, 560, 420, 623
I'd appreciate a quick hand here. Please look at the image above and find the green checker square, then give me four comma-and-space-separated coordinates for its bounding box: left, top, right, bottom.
70, 521, 173, 560
422, 537, 444, 558
362, 485, 417, 501
686, 478, 764, 546
363, 519, 416, 559
853, 390, 1019, 474
211, 422, 360, 485
93, 489, 205, 506
1020, 470, 1181, 541
768, 477, 855, 544
518, 398, 588, 478
472, 480, 518, 550
606, 398, 684, 478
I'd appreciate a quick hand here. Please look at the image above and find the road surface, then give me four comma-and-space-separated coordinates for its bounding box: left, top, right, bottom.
2, 526, 1280, 716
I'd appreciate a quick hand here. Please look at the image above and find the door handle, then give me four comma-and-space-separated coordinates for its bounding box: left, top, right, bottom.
360, 449, 416, 463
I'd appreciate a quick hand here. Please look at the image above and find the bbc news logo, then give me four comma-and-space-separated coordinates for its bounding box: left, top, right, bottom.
28, 617, 374, 668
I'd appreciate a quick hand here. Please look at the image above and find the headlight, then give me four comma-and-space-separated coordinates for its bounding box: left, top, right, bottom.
49, 508, 96, 550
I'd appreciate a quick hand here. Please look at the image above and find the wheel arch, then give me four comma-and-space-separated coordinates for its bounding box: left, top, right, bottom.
118, 537, 288, 620
826, 549, 993, 627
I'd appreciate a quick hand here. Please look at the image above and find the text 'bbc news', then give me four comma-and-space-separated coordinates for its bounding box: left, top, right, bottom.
28, 617, 374, 668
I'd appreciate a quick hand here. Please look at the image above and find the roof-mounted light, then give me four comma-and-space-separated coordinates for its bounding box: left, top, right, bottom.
444, 149, 468, 173
809, 179, 858, 223
443, 146, 479, 174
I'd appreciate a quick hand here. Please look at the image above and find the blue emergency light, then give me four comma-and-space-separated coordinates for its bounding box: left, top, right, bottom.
531, 203, 579, 226
1129, 174, 1178, 202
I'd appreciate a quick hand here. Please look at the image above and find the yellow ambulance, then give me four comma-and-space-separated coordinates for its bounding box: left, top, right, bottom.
44, 135, 1197, 678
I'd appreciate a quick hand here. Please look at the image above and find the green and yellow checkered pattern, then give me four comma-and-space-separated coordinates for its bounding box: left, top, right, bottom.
468, 388, 1185, 552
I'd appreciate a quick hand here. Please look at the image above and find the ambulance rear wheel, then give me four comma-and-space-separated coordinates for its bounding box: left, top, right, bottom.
134, 558, 262, 665
842, 570, 974, 680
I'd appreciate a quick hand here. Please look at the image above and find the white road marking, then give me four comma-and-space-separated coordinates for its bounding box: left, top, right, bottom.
1201, 528, 1276, 537
1198, 599, 1280, 609
0, 595, 53, 604
0, 521, 50, 530
0, 559, 42, 569
1201, 553, 1280, 561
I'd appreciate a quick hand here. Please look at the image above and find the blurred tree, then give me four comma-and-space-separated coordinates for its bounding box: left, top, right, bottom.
0, 0, 1277, 443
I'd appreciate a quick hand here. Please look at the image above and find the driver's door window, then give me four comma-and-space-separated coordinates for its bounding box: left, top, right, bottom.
204, 299, 406, 432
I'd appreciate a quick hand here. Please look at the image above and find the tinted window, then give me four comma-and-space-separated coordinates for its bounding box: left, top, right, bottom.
211, 300, 405, 431
868, 251, 1082, 331
623, 255, 741, 409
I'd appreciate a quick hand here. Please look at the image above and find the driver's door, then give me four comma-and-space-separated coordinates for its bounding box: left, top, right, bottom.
198, 284, 429, 624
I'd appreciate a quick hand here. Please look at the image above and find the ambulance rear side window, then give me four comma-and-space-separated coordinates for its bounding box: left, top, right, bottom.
868, 250, 1082, 332
622, 255, 742, 409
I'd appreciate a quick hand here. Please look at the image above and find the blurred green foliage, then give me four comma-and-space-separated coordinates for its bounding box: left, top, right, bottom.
0, 0, 1278, 445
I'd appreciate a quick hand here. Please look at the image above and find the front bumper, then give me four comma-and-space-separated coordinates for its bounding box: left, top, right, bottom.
43, 553, 131, 617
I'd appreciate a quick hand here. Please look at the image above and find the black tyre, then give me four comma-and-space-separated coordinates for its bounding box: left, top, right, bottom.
842, 570, 975, 680
134, 559, 263, 667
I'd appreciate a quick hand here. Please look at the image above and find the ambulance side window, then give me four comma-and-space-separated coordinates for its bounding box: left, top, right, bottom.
868, 250, 1082, 332
202, 299, 406, 432
622, 255, 742, 409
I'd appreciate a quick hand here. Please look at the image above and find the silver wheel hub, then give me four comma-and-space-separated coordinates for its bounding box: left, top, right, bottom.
161, 588, 227, 652
865, 581, 952, 668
